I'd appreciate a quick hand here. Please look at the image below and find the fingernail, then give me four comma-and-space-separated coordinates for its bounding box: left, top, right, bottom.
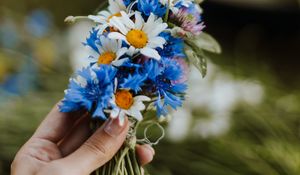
103, 118, 126, 137
144, 144, 155, 156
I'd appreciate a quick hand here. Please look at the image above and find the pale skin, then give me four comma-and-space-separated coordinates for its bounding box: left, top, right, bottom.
11, 102, 154, 175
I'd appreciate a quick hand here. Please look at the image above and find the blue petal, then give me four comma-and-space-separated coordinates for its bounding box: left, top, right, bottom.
59, 65, 117, 120
137, 0, 166, 17
158, 32, 185, 58
142, 59, 161, 80
120, 73, 146, 93
155, 93, 168, 116
92, 102, 107, 120
171, 83, 188, 93
83, 28, 100, 53
163, 91, 183, 109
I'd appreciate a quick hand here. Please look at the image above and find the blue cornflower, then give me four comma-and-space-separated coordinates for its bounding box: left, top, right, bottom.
157, 32, 185, 58
119, 73, 146, 93
137, 0, 166, 17
60, 65, 117, 119
142, 58, 187, 116
83, 28, 100, 52
174, 0, 194, 9
114, 57, 142, 83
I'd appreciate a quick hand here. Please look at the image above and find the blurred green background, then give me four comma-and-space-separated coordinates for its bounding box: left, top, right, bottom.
0, 0, 300, 174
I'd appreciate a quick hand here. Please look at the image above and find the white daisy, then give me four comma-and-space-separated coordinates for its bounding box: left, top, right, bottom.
88, 0, 127, 33
110, 89, 151, 125
88, 36, 128, 66
108, 11, 168, 60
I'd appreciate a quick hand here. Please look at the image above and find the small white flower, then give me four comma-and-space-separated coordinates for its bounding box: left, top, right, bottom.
88, 0, 127, 33
110, 89, 151, 125
88, 36, 128, 66
160, 0, 194, 13
108, 11, 168, 60
160, 0, 177, 12
64, 16, 76, 23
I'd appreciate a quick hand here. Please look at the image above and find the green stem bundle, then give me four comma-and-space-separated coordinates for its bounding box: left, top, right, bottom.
92, 119, 142, 175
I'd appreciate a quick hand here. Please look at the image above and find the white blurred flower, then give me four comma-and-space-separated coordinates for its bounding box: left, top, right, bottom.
67, 21, 94, 71
167, 63, 265, 141
167, 108, 192, 142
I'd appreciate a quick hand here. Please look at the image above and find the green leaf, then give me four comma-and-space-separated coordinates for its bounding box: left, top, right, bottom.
192, 32, 222, 54
185, 46, 208, 78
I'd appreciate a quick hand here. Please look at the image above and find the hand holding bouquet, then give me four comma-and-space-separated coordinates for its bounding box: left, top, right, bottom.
61, 0, 221, 174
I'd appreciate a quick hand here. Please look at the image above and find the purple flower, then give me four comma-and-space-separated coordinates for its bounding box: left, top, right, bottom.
170, 4, 205, 36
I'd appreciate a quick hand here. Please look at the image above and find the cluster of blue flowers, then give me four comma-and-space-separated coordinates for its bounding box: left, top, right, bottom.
60, 0, 204, 122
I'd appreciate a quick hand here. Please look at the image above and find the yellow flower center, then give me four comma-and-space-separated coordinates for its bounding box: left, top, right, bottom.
107, 12, 122, 22
98, 52, 116, 65
115, 90, 134, 110
126, 29, 148, 48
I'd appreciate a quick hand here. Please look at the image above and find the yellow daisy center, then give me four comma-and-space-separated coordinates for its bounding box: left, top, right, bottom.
98, 52, 116, 65
126, 29, 148, 48
115, 90, 134, 110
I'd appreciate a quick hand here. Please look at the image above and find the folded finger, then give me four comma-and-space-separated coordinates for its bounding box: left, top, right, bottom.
57, 117, 129, 174
32, 102, 85, 143
58, 113, 92, 156
136, 144, 155, 166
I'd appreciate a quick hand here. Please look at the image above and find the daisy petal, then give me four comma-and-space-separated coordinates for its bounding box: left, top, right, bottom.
110, 17, 128, 35
143, 13, 156, 33
135, 12, 144, 30
140, 48, 161, 60
134, 95, 151, 102
131, 101, 146, 111
96, 24, 109, 35
98, 10, 111, 17
108, 32, 127, 41
108, 0, 121, 14
119, 111, 126, 126
147, 23, 168, 38
120, 11, 135, 29
126, 109, 143, 121
111, 108, 120, 119
112, 57, 129, 67
148, 37, 166, 48
116, 47, 128, 59
127, 46, 136, 56
85, 46, 99, 59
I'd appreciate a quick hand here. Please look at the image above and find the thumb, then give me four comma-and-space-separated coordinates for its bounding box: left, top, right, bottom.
58, 117, 129, 174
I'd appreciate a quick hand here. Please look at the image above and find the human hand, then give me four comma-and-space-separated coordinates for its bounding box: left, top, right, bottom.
11, 102, 154, 175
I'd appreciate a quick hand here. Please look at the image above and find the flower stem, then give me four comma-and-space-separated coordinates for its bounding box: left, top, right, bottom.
107, 157, 112, 175
126, 153, 134, 175
130, 149, 142, 175
95, 169, 100, 175
164, 0, 171, 22
92, 117, 143, 175
115, 147, 130, 173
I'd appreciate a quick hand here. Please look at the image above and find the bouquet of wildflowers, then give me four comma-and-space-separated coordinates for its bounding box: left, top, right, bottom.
61, 0, 220, 174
